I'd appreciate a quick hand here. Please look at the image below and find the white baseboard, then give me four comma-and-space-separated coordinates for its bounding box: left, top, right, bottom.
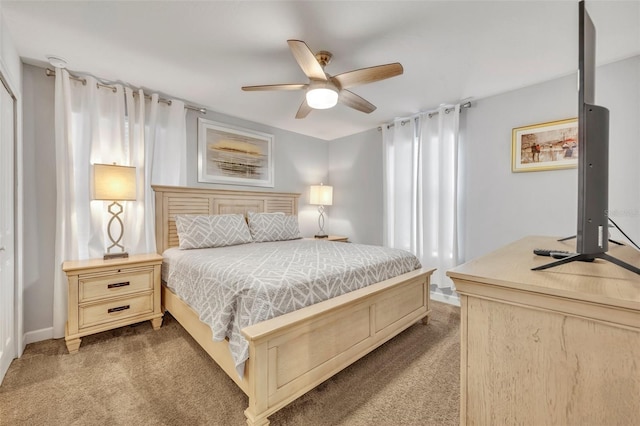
23, 327, 54, 346
430, 290, 461, 307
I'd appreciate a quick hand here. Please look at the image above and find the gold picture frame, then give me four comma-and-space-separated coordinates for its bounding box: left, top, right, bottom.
511, 118, 578, 172
197, 118, 274, 187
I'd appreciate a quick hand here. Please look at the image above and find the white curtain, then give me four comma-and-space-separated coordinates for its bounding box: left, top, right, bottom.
124, 90, 187, 255
383, 105, 461, 289
52, 70, 187, 337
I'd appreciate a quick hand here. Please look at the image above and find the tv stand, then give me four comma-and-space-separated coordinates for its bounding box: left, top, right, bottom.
532, 251, 640, 275
538, 233, 639, 274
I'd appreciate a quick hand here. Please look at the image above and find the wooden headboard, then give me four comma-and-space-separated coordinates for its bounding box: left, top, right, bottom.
152, 185, 300, 253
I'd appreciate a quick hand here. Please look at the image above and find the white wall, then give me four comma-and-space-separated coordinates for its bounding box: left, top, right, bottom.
461, 74, 578, 260
328, 128, 383, 245
601, 56, 640, 246
21, 64, 55, 337
19, 65, 329, 338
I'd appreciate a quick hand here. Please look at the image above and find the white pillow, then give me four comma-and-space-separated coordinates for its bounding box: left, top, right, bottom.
175, 214, 253, 249
247, 212, 302, 242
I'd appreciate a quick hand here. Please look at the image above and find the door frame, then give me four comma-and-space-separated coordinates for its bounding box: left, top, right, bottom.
0, 59, 23, 383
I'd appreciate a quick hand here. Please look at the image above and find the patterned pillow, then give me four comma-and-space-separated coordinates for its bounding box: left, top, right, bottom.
175, 214, 253, 249
247, 212, 302, 242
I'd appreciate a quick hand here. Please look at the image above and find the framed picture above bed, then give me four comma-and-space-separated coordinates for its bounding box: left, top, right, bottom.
511, 118, 578, 172
197, 118, 274, 187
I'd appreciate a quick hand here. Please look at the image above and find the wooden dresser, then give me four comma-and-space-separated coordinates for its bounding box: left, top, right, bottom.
62, 253, 164, 353
447, 236, 640, 426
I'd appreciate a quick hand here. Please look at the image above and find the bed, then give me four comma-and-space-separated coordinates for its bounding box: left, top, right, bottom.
153, 185, 434, 425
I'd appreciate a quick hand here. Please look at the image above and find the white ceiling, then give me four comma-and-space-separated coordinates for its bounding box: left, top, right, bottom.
3, 1, 639, 141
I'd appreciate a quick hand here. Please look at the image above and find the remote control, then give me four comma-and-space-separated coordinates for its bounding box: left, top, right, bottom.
533, 249, 570, 257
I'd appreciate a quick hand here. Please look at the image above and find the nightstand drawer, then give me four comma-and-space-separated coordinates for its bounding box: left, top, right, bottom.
79, 268, 154, 302
79, 293, 154, 329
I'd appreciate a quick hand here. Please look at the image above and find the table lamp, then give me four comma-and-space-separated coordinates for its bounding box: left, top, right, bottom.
309, 183, 333, 238
93, 163, 137, 259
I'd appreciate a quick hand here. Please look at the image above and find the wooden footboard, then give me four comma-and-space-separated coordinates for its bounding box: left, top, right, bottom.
242, 267, 433, 426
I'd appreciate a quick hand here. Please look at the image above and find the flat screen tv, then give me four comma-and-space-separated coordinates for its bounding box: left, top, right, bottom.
533, 0, 640, 274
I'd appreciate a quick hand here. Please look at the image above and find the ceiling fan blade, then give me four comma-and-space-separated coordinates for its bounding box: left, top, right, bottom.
242, 84, 307, 91
333, 63, 403, 89
287, 40, 327, 81
295, 99, 312, 119
338, 90, 376, 114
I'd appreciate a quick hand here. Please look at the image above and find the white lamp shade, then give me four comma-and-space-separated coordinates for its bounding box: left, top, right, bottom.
93, 163, 137, 201
309, 184, 333, 206
306, 88, 339, 109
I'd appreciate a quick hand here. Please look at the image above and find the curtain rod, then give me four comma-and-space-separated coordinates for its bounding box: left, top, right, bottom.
45, 68, 207, 114
378, 101, 472, 131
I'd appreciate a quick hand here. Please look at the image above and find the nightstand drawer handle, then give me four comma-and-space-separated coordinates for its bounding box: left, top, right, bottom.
108, 281, 130, 289
108, 305, 130, 313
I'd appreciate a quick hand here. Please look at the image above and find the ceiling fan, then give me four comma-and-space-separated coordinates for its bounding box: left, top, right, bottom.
241, 39, 404, 119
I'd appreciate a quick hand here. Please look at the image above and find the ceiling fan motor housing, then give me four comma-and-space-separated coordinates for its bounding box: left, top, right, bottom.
314, 50, 332, 68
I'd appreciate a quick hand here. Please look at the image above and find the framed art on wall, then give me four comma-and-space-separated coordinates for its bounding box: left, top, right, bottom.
511, 118, 578, 172
198, 118, 274, 187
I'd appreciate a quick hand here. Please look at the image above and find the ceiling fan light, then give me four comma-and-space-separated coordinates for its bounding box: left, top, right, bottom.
306, 88, 338, 109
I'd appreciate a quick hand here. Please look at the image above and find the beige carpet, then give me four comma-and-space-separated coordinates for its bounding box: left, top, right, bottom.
0, 301, 460, 426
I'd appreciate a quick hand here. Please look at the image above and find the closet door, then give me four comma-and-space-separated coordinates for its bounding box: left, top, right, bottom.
0, 78, 15, 384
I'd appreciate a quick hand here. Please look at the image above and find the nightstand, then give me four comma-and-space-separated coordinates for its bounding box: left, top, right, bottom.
62, 253, 164, 353
315, 235, 349, 242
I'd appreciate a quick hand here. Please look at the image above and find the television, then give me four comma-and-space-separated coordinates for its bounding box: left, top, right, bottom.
577, 0, 608, 255
533, 0, 640, 274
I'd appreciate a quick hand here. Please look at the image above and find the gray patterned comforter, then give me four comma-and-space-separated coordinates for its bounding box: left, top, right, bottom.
162, 239, 422, 376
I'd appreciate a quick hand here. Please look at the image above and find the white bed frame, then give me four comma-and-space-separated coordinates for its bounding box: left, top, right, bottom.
153, 185, 434, 425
